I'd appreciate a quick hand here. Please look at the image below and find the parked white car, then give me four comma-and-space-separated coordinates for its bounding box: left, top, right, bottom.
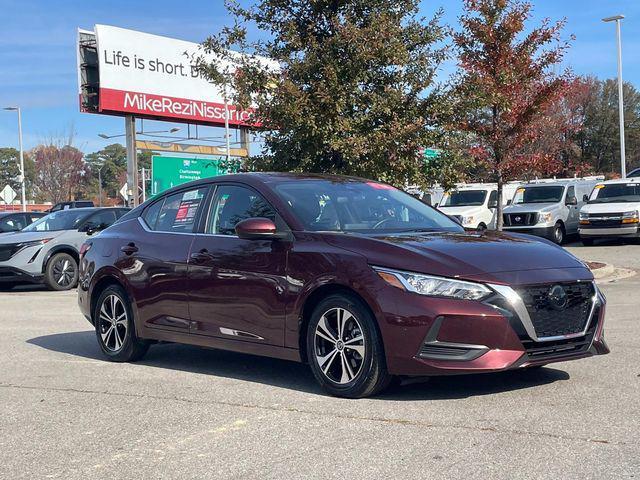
439, 183, 520, 230
579, 178, 640, 245
502, 177, 602, 244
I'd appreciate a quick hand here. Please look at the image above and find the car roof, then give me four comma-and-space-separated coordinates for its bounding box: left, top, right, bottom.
595, 178, 640, 185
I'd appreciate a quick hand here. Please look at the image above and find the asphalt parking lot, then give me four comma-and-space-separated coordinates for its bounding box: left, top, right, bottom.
0, 240, 638, 479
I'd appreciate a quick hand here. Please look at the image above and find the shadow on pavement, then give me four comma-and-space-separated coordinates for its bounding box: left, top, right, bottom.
28, 330, 570, 399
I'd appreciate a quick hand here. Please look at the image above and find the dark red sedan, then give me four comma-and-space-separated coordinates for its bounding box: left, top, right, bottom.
78, 173, 609, 398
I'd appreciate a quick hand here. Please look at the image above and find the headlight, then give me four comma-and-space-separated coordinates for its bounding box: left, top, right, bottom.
539, 212, 553, 223
579, 211, 589, 220
622, 211, 639, 224
373, 267, 492, 301
16, 238, 52, 250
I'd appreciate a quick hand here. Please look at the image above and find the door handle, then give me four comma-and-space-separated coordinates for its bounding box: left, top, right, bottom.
190, 249, 212, 263
121, 243, 138, 255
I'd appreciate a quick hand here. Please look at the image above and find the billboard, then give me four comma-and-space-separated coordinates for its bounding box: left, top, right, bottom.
78, 25, 276, 127
151, 156, 236, 195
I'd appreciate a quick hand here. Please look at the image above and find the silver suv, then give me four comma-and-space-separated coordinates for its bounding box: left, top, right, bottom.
502, 178, 601, 244
0, 207, 127, 290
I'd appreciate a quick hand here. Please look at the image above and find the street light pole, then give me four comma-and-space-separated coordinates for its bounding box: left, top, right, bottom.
2, 106, 26, 211
603, 14, 626, 178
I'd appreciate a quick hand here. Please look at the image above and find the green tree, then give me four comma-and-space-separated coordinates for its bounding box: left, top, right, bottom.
576, 78, 640, 175
0, 148, 21, 193
85, 144, 151, 201
195, 0, 466, 189
452, 0, 574, 229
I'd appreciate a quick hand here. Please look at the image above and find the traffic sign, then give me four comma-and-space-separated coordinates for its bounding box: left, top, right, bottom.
0, 185, 17, 204
119, 183, 128, 200
151, 155, 239, 196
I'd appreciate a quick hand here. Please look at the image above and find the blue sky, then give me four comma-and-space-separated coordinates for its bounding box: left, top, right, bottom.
1, 0, 639, 154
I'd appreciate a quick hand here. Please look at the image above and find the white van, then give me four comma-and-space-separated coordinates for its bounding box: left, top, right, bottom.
502, 177, 602, 244
439, 182, 520, 230
579, 178, 640, 245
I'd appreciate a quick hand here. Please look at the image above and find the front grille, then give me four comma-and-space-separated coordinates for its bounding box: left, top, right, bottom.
587, 213, 623, 227
521, 305, 600, 360
504, 212, 538, 226
516, 282, 594, 338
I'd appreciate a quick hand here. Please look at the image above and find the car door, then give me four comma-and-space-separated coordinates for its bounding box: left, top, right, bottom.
188, 183, 289, 346
118, 186, 209, 333
565, 185, 579, 233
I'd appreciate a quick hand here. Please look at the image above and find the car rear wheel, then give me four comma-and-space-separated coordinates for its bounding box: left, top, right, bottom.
306, 294, 392, 398
94, 285, 149, 362
552, 222, 565, 245
44, 253, 78, 290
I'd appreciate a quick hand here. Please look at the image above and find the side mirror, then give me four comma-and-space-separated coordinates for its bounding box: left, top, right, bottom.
235, 217, 286, 240
583, 194, 589, 202
566, 196, 578, 206
433, 202, 439, 208
506, 199, 512, 206
488, 200, 498, 209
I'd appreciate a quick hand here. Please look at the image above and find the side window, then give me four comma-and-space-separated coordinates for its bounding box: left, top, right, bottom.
155, 187, 208, 233
142, 201, 163, 229
488, 190, 498, 206
207, 185, 276, 235
84, 210, 117, 230
0, 215, 23, 232
566, 186, 575, 203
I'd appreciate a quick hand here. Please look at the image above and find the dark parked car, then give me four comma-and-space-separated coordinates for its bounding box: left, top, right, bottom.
0, 211, 46, 234
78, 174, 609, 398
48, 201, 94, 212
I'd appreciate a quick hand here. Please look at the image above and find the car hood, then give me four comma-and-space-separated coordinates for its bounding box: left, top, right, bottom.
323, 230, 590, 285
581, 202, 640, 214
503, 203, 557, 213
0, 230, 64, 245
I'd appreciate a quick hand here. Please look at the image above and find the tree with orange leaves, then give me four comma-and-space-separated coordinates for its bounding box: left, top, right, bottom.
452, 0, 574, 230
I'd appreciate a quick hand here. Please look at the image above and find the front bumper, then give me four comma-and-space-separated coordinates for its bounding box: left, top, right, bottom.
502, 225, 555, 239
376, 278, 608, 376
0, 266, 43, 284
579, 225, 639, 238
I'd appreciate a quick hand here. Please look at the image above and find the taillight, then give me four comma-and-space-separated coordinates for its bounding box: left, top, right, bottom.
79, 242, 92, 258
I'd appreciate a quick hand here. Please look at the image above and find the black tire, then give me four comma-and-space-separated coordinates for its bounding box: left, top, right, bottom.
477, 223, 487, 232
581, 238, 594, 246
94, 285, 149, 362
551, 222, 565, 245
306, 294, 392, 398
44, 252, 78, 291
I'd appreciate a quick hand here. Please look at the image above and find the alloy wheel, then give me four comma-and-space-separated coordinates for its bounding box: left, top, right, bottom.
98, 294, 128, 352
52, 257, 76, 287
314, 307, 366, 384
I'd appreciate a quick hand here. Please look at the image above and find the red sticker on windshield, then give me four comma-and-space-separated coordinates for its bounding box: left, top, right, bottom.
366, 182, 394, 190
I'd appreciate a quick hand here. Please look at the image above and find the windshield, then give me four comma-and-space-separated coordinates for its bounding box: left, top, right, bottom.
275, 180, 462, 233
513, 186, 565, 204
441, 190, 487, 207
23, 209, 92, 232
589, 183, 640, 203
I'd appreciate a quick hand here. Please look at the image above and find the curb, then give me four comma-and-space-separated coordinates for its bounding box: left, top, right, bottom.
590, 262, 615, 280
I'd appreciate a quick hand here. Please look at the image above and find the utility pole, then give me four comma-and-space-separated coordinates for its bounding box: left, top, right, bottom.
2, 107, 26, 211
603, 14, 626, 178
125, 115, 139, 207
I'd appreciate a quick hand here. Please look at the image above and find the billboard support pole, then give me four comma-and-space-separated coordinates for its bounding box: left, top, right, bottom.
223, 85, 231, 165
125, 115, 139, 207
240, 128, 250, 157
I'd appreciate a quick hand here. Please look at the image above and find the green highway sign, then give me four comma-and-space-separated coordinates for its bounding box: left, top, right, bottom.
423, 148, 441, 160
151, 155, 236, 195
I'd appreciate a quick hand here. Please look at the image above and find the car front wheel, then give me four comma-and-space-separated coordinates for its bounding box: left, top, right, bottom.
306, 294, 391, 398
44, 253, 78, 290
94, 285, 149, 362
552, 222, 565, 245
